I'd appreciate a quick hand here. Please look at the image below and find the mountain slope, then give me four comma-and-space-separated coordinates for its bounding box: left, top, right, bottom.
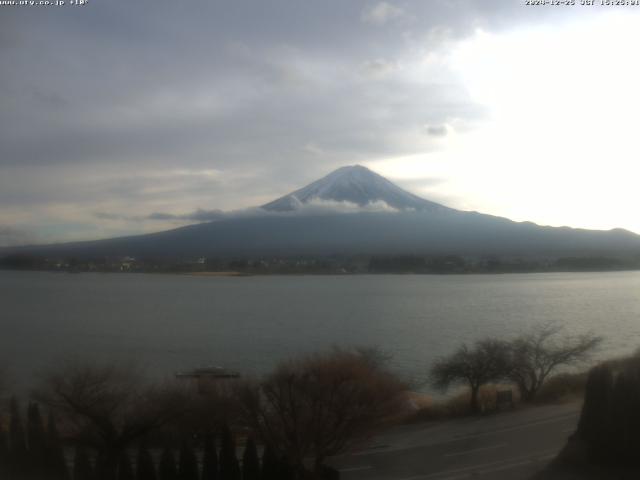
5, 210, 640, 260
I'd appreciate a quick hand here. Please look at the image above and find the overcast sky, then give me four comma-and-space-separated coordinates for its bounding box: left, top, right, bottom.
2, 0, 640, 245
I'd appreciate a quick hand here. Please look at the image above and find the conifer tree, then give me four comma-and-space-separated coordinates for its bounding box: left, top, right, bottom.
9, 397, 28, 476
277, 456, 294, 480
117, 452, 135, 480
201, 434, 218, 480
27, 402, 47, 473
219, 426, 240, 480
159, 447, 178, 480
136, 443, 157, 480
260, 445, 279, 480
46, 411, 69, 480
73, 447, 95, 480
0, 425, 9, 478
241, 438, 260, 480
178, 440, 199, 480
95, 450, 108, 480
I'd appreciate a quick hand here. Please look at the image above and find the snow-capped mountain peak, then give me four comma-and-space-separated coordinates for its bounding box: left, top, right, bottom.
261, 165, 449, 212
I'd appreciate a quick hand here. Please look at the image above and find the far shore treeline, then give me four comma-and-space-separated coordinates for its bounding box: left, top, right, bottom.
2, 253, 640, 275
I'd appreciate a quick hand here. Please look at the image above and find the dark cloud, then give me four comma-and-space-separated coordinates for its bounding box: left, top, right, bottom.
425, 125, 448, 137
0, 0, 573, 167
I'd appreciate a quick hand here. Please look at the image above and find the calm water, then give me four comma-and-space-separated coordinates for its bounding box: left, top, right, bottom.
1, 270, 640, 390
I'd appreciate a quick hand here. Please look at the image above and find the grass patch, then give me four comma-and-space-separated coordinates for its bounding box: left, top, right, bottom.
403, 384, 519, 423
534, 372, 587, 404
404, 372, 589, 425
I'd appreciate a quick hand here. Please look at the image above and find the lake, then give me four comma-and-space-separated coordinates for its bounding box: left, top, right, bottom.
1, 270, 640, 391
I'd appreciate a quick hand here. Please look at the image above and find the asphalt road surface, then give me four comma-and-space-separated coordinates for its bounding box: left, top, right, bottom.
329, 402, 581, 480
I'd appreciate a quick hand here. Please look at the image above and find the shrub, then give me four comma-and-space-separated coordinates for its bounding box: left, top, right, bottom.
558, 354, 640, 469
239, 348, 406, 475
535, 372, 588, 404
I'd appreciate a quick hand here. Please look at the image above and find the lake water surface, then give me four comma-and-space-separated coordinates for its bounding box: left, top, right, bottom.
2, 270, 640, 390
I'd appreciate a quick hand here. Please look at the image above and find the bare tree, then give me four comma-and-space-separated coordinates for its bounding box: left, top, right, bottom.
430, 339, 511, 413
508, 323, 602, 402
34, 361, 189, 480
238, 348, 406, 477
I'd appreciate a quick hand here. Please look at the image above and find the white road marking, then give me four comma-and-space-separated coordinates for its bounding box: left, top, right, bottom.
443, 443, 507, 457
451, 414, 578, 441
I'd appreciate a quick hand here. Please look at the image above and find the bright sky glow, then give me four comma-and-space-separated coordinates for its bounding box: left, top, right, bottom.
373, 11, 640, 233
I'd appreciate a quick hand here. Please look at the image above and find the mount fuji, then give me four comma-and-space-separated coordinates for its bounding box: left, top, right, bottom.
3, 165, 640, 260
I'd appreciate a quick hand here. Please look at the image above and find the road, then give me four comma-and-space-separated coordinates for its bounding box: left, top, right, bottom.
329, 402, 581, 480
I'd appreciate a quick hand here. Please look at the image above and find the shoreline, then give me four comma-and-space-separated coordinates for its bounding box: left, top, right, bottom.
184, 271, 252, 277
2, 267, 640, 276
